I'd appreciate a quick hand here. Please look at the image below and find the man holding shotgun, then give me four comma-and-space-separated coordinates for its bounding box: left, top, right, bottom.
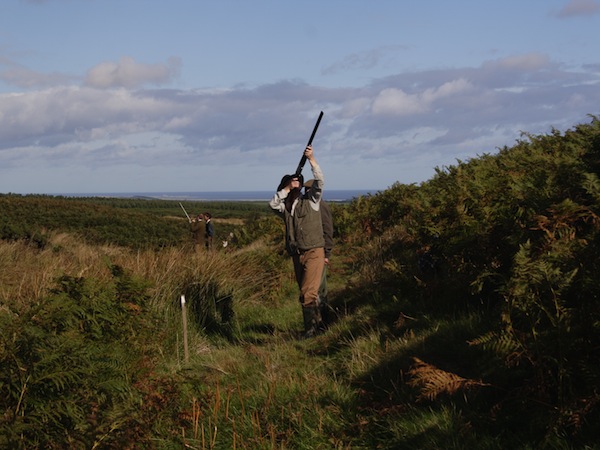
269, 144, 325, 338
190, 213, 204, 252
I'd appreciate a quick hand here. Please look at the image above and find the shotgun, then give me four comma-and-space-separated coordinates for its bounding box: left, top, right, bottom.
294, 111, 323, 177
179, 202, 191, 223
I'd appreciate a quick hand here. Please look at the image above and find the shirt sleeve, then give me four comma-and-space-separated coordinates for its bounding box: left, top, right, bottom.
269, 189, 288, 215
308, 163, 324, 210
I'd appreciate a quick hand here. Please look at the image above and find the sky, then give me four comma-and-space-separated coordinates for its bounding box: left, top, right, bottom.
1, 0, 599, 194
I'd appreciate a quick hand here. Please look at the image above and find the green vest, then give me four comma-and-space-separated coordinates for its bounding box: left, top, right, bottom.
284, 198, 325, 255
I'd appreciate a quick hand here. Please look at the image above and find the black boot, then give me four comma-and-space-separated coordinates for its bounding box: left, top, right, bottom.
302, 305, 322, 339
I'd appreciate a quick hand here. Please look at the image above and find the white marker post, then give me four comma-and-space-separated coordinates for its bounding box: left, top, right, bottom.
181, 295, 189, 363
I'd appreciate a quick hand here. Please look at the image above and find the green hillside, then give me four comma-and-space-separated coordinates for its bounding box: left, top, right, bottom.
1, 117, 599, 449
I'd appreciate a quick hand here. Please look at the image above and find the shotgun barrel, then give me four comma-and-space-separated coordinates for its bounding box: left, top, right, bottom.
294, 111, 323, 177
179, 202, 191, 223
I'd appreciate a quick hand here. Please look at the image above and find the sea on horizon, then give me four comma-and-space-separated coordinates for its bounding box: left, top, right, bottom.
62, 189, 379, 202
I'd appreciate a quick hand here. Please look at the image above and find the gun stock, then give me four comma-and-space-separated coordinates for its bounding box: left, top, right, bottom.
294, 111, 323, 177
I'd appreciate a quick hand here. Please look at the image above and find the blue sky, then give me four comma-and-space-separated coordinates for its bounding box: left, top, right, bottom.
1, 0, 599, 194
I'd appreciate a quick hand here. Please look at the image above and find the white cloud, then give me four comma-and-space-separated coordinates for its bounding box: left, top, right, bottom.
84, 56, 181, 89
0, 86, 181, 150
372, 88, 426, 116
425, 78, 474, 102
371, 78, 473, 116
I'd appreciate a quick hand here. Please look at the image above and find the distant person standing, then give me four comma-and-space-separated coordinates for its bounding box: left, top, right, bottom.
204, 212, 214, 250
269, 145, 325, 338
304, 179, 334, 328
190, 213, 204, 252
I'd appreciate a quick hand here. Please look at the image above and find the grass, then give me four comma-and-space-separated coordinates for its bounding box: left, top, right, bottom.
1, 225, 593, 448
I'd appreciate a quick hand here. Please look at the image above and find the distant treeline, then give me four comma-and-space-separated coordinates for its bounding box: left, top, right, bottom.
67, 196, 272, 219
0, 194, 272, 249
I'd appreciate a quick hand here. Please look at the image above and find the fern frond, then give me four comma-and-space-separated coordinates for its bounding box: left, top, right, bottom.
468, 330, 524, 361
408, 357, 490, 401
582, 172, 600, 201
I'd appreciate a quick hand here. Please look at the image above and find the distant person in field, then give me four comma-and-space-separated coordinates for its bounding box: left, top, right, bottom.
304, 178, 334, 329
204, 212, 214, 250
190, 213, 204, 252
269, 145, 325, 338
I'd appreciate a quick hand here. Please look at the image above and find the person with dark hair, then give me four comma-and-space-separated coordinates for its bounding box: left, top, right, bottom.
304, 179, 334, 328
269, 145, 325, 338
204, 212, 214, 250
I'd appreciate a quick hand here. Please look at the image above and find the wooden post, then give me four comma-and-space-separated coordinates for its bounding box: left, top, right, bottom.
181, 294, 189, 363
